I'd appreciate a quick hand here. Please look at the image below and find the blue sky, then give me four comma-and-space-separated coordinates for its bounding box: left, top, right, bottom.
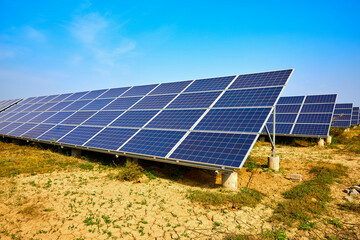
0, 1, 359, 105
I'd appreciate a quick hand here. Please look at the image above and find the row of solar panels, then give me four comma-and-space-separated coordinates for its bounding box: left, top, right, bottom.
0, 69, 358, 170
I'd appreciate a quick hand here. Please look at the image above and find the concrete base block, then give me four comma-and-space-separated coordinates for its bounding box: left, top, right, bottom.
317, 138, 324, 147
268, 156, 280, 171
344, 128, 350, 132
71, 149, 81, 158
326, 136, 332, 144
259, 136, 265, 142
222, 172, 238, 191
126, 157, 138, 164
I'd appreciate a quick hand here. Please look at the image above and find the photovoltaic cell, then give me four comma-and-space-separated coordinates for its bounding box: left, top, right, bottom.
22, 124, 55, 139
262, 123, 293, 135
229, 69, 292, 89
28, 112, 56, 123
277, 96, 305, 105
170, 132, 257, 168
85, 128, 138, 150
146, 109, 205, 130
195, 108, 271, 133
79, 89, 107, 100
167, 91, 221, 109
82, 111, 124, 126
267, 114, 297, 123
304, 95, 337, 103
292, 124, 329, 136
16, 112, 41, 123
63, 100, 92, 111
131, 94, 176, 109
38, 125, 76, 142
47, 101, 73, 111
121, 84, 158, 97
98, 87, 130, 99
110, 110, 158, 128
7, 123, 37, 136
215, 87, 282, 108
351, 107, 359, 126
149, 81, 192, 95
50, 93, 73, 102
59, 126, 102, 146
64, 91, 89, 101
81, 98, 114, 110
120, 129, 186, 157
296, 113, 333, 124
332, 103, 353, 128
34, 102, 57, 111
61, 111, 96, 125
44, 112, 75, 124
103, 97, 142, 110
184, 76, 235, 93
300, 104, 335, 113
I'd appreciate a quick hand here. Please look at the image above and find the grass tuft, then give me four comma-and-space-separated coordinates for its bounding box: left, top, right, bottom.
109, 162, 145, 181
337, 202, 360, 214
187, 188, 262, 209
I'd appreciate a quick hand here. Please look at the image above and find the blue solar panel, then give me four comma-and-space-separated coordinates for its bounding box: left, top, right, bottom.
61, 111, 96, 125
0, 122, 23, 134
131, 94, 176, 109
16, 112, 41, 122
22, 124, 55, 139
351, 107, 359, 125
215, 87, 282, 108
47, 101, 73, 111
305, 95, 337, 103
6, 112, 28, 121
85, 128, 138, 150
333, 114, 351, 120
110, 110, 159, 128
332, 121, 351, 127
23, 103, 44, 112
334, 109, 352, 115
184, 76, 235, 93
81, 98, 114, 110
332, 103, 353, 128
28, 96, 47, 104
8, 123, 37, 136
120, 129, 186, 157
0, 112, 15, 121
34, 102, 57, 111
267, 114, 297, 123
79, 89, 107, 100
149, 81, 192, 95
121, 84, 158, 97
19, 97, 36, 105
301, 104, 335, 113
277, 96, 305, 105
64, 91, 89, 101
82, 111, 124, 126
262, 123, 293, 135
195, 108, 271, 133
37, 125, 76, 142
98, 87, 130, 99
0, 122, 11, 130
292, 124, 329, 136
336, 103, 353, 109
170, 132, 257, 168
146, 109, 205, 130
59, 126, 102, 146
44, 112, 75, 124
63, 100, 92, 111
50, 93, 73, 102
28, 112, 56, 123
167, 91, 221, 109
229, 70, 292, 89
103, 97, 142, 110
297, 114, 333, 124
38, 95, 58, 103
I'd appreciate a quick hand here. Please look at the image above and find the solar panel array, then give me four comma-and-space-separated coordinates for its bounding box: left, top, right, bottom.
262, 94, 337, 137
351, 107, 359, 126
0, 99, 22, 112
332, 103, 353, 127
0, 69, 293, 170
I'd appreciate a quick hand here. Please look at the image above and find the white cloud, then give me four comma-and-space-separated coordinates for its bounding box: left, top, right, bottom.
71, 13, 108, 45
24, 26, 46, 42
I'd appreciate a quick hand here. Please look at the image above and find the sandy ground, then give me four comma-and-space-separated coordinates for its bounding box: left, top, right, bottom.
0, 142, 359, 239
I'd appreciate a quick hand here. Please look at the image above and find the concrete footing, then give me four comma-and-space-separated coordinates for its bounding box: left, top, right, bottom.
317, 138, 325, 147
268, 156, 280, 171
126, 157, 138, 164
221, 172, 238, 191
71, 149, 81, 158
259, 136, 265, 142
326, 136, 332, 144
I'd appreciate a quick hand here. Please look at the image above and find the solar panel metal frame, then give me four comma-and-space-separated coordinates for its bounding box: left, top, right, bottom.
262, 94, 337, 138
0, 69, 293, 171
0, 99, 23, 112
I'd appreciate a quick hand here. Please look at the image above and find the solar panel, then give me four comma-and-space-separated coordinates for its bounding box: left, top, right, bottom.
332, 103, 353, 128
263, 94, 337, 137
0, 69, 293, 170
351, 107, 359, 126
0, 98, 22, 112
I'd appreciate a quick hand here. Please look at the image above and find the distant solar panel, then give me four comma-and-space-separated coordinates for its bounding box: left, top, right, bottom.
332, 103, 353, 128
0, 69, 293, 170
0, 98, 22, 112
263, 94, 337, 137
351, 107, 359, 126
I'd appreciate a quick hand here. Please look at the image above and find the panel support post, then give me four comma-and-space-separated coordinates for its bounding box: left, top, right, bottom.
221, 172, 238, 191
126, 157, 138, 165
265, 106, 280, 171
317, 138, 325, 147
326, 136, 332, 144
71, 148, 81, 158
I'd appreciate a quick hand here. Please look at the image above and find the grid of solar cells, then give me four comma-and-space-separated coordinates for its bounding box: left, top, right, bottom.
263, 94, 337, 137
0, 69, 293, 170
332, 103, 353, 128
351, 107, 359, 126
